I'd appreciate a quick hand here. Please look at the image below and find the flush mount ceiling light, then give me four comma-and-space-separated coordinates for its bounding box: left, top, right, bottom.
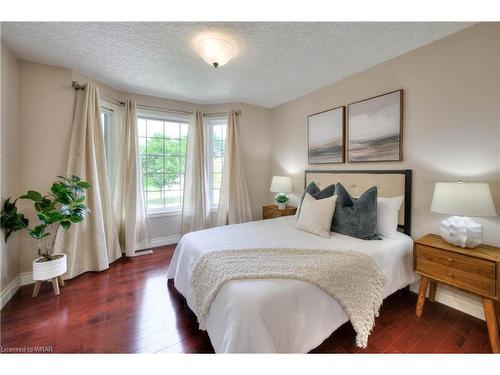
196, 37, 235, 68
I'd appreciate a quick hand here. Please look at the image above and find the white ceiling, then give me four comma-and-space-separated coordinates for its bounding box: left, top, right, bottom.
1, 22, 472, 108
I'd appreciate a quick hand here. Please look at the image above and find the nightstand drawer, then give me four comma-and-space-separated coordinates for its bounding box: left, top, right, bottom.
416, 245, 496, 279
262, 205, 297, 220
263, 207, 282, 219
416, 258, 496, 297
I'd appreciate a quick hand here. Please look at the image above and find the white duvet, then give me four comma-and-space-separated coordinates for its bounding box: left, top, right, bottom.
167, 216, 417, 353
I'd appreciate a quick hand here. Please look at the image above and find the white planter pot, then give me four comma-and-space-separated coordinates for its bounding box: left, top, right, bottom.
32, 253, 67, 281
276, 203, 286, 210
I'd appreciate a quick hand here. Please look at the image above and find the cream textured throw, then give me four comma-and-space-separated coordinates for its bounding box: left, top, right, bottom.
191, 248, 386, 348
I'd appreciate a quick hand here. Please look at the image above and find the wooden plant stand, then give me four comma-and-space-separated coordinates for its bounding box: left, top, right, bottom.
32, 276, 65, 297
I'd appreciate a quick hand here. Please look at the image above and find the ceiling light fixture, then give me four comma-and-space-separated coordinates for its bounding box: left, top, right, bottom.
196, 37, 235, 68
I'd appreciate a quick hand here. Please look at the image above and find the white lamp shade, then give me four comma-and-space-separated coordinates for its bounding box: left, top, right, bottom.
270, 176, 292, 193
196, 37, 235, 67
431, 182, 497, 217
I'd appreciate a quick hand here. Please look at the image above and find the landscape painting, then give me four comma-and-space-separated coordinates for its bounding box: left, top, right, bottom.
308, 106, 345, 164
348, 90, 403, 162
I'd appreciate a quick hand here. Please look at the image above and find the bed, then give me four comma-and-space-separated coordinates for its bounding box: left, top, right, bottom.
167, 169, 417, 353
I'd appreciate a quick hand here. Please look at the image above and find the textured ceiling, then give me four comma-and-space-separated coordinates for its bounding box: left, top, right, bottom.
1, 22, 472, 108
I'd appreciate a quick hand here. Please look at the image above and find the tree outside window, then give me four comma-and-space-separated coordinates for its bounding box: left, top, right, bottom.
138, 117, 188, 212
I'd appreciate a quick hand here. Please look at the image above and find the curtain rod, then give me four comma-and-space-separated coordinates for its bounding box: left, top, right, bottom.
136, 104, 193, 116
72, 81, 241, 117
73, 81, 126, 106
101, 93, 125, 107
203, 111, 241, 117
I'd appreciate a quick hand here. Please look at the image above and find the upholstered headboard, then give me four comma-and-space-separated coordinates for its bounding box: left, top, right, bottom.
304, 169, 412, 236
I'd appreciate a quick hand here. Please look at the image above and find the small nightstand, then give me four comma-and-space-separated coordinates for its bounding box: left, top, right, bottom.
413, 234, 500, 353
262, 205, 297, 220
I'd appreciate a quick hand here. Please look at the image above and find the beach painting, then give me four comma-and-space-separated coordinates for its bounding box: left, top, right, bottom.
308, 106, 345, 164
348, 90, 403, 162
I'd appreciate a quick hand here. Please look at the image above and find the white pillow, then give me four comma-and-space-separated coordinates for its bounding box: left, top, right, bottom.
377, 196, 404, 238
295, 193, 337, 238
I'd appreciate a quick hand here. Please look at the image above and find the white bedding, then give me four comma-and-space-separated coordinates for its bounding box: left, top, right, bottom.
167, 216, 417, 353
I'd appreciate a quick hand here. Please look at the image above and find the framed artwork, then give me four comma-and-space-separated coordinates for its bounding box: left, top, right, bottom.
347, 89, 403, 162
307, 106, 345, 164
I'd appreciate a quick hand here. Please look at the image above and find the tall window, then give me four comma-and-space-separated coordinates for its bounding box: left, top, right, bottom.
205, 116, 227, 208
137, 112, 188, 213
100, 108, 113, 168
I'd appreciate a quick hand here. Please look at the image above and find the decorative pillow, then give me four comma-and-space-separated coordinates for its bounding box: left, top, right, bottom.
332, 183, 381, 240
297, 182, 336, 216
377, 196, 404, 238
295, 193, 337, 238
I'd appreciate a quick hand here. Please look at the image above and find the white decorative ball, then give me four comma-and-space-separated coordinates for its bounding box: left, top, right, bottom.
440, 216, 483, 248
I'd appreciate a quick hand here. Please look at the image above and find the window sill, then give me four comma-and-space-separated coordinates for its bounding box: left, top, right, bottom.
147, 208, 218, 218
147, 210, 182, 218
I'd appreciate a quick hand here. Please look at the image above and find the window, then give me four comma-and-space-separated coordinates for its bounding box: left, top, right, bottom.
137, 112, 188, 213
100, 100, 123, 174
100, 108, 112, 164
205, 116, 227, 208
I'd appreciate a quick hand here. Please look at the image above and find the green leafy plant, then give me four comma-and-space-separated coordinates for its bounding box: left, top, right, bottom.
140, 137, 187, 189
274, 193, 290, 204
138, 129, 223, 191
1, 175, 91, 262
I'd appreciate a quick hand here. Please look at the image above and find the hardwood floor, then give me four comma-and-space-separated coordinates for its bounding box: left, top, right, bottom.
0, 246, 493, 353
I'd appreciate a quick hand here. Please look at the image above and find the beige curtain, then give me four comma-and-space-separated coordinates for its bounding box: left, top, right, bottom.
181, 111, 210, 234
56, 84, 121, 279
217, 110, 252, 225
110, 100, 149, 256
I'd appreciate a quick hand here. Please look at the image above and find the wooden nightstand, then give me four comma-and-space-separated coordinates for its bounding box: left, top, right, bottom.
413, 234, 500, 353
262, 205, 297, 220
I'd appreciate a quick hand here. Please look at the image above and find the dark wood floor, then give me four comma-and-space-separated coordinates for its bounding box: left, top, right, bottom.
0, 246, 493, 353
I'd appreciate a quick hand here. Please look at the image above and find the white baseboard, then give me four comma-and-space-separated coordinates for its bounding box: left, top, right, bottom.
148, 234, 181, 248
409, 282, 485, 320
1, 275, 21, 309
20, 272, 34, 286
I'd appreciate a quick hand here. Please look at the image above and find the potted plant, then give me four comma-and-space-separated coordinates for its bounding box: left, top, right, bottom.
274, 193, 290, 210
1, 175, 91, 297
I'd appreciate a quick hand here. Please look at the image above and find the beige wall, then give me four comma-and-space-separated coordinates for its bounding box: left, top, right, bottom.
1, 44, 20, 294
16, 61, 75, 273
270, 23, 500, 247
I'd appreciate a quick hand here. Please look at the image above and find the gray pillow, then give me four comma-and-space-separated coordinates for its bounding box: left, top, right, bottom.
331, 183, 381, 240
297, 182, 336, 216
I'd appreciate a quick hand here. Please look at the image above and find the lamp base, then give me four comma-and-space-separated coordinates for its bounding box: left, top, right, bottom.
440, 216, 483, 248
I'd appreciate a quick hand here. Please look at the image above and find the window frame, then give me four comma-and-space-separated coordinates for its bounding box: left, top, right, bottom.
137, 109, 189, 216
100, 100, 124, 178
204, 115, 228, 210
100, 107, 113, 169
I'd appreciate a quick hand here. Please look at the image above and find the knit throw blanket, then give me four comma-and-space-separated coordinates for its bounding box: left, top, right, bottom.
191, 248, 386, 348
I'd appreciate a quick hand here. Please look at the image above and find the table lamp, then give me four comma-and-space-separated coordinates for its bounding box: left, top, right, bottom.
431, 181, 497, 248
270, 176, 292, 209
